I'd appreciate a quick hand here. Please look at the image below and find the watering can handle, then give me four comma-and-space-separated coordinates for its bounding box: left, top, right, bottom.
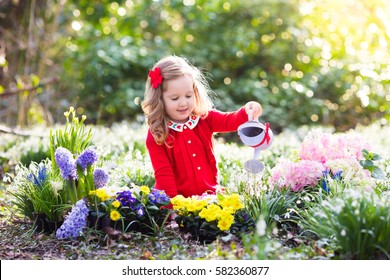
248, 109, 258, 121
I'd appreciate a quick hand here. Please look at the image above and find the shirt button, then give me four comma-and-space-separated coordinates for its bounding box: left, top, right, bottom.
188, 140, 191, 144
197, 166, 201, 170
193, 153, 196, 157
184, 126, 187, 129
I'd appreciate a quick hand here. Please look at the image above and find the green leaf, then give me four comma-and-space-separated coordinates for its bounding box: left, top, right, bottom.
360, 160, 374, 170
362, 149, 369, 158
371, 167, 386, 180
371, 153, 382, 161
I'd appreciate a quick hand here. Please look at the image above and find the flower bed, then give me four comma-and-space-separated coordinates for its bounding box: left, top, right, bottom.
2, 108, 389, 259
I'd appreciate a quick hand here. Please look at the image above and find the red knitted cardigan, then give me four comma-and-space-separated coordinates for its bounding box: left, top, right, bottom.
146, 107, 248, 198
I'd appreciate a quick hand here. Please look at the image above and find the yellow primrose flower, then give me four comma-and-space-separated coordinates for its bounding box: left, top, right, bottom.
140, 185, 150, 194
171, 195, 186, 211
217, 215, 234, 231
218, 208, 235, 220
110, 210, 121, 221
96, 189, 109, 201
173, 204, 184, 211
219, 194, 244, 211
193, 199, 208, 211
171, 195, 185, 205
227, 194, 241, 201
112, 200, 120, 208
89, 190, 96, 195
231, 200, 244, 211
186, 201, 197, 213
199, 207, 219, 222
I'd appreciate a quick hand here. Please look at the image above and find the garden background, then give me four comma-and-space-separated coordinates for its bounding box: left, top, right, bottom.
0, 0, 389, 260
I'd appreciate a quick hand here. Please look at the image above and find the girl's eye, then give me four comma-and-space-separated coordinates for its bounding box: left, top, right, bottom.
186, 95, 192, 98
171, 97, 178, 101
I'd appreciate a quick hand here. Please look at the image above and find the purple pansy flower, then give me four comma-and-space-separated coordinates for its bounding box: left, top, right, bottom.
148, 189, 170, 205
116, 190, 137, 207
135, 205, 145, 217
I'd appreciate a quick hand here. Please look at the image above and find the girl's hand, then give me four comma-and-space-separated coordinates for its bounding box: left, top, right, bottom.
245, 101, 263, 120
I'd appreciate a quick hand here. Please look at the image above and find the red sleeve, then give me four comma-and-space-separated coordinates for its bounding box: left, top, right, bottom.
145, 130, 178, 198
206, 107, 248, 133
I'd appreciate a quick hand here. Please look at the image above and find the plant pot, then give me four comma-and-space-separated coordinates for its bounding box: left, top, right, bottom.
32, 212, 63, 234
114, 216, 164, 235
176, 216, 220, 243
87, 211, 112, 230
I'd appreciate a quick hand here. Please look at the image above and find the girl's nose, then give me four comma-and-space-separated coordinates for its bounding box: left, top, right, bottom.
178, 99, 186, 106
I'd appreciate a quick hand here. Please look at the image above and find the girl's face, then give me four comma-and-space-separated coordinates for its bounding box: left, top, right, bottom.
162, 74, 195, 123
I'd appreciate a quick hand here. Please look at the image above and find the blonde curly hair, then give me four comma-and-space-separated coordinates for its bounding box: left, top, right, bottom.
141, 55, 214, 145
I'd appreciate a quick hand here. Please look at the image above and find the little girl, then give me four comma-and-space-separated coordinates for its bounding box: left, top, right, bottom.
141, 55, 262, 198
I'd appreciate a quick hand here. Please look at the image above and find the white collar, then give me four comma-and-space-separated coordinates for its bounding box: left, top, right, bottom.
168, 115, 200, 132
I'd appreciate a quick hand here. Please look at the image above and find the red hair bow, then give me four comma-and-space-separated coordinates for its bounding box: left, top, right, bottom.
148, 67, 163, 89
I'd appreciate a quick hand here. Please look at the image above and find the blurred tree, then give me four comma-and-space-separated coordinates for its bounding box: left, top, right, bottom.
0, 0, 66, 127
1, 0, 389, 131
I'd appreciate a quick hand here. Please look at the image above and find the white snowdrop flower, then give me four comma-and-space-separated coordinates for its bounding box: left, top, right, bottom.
315, 210, 327, 219
340, 229, 346, 236
256, 216, 267, 237
333, 204, 343, 214
321, 200, 331, 208
2, 174, 12, 183
346, 189, 363, 200
51, 180, 63, 194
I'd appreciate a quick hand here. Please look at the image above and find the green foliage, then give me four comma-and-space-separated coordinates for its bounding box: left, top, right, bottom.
300, 189, 390, 259
242, 184, 329, 236
49, 107, 93, 156
5, 160, 66, 222
52, 0, 390, 130
360, 149, 386, 180
2, 0, 390, 130
49, 107, 93, 176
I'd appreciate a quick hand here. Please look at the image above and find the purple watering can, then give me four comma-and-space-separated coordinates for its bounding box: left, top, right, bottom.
237, 110, 273, 173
